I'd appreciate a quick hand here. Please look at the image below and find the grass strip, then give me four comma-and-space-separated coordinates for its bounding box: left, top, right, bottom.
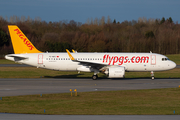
0, 88, 180, 115
166, 54, 180, 65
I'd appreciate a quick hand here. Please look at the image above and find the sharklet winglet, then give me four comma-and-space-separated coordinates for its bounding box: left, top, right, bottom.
72, 49, 75, 53
66, 49, 75, 61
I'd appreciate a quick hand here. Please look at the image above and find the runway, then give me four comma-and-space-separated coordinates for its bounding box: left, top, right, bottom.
0, 114, 179, 120
0, 78, 180, 97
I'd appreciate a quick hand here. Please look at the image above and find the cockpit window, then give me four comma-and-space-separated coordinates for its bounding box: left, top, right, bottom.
162, 58, 169, 61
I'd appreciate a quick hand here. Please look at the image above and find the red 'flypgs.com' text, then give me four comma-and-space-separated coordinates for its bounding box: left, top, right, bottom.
103, 55, 149, 65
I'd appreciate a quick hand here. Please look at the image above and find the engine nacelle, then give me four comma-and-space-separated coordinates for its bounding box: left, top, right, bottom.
77, 66, 91, 72
107, 67, 125, 78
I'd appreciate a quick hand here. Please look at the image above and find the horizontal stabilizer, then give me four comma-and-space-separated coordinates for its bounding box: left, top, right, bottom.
5, 55, 28, 61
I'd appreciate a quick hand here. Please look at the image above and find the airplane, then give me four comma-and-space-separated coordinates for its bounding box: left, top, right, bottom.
5, 25, 176, 80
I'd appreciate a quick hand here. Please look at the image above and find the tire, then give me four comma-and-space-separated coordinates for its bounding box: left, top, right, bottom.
92, 75, 97, 80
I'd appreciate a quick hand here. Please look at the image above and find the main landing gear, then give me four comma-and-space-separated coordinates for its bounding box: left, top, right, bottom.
151, 71, 154, 80
92, 73, 98, 80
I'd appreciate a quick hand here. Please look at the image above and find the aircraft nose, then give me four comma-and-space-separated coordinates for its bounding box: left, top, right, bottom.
171, 61, 176, 69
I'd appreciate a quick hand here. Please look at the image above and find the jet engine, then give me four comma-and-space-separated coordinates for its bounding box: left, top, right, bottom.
104, 67, 125, 78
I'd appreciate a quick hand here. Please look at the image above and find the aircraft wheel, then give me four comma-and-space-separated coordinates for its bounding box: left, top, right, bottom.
151, 71, 154, 80
92, 75, 98, 80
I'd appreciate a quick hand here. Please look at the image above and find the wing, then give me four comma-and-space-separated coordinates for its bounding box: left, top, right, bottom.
66, 49, 112, 71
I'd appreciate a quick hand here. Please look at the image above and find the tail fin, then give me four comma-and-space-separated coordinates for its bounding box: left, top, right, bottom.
8, 25, 42, 54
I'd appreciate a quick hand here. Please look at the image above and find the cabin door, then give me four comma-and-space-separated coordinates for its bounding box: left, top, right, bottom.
151, 55, 156, 65
38, 54, 43, 64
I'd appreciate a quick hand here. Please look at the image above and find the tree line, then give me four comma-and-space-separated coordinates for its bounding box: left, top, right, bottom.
0, 16, 180, 55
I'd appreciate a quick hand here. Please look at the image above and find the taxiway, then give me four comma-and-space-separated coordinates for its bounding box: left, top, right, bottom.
0, 78, 180, 97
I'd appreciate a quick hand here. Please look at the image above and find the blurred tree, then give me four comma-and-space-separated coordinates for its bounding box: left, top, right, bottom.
0, 29, 9, 47
168, 17, 173, 23
113, 19, 116, 24
100, 16, 105, 25
160, 17, 165, 24
107, 16, 112, 24
0, 15, 179, 55
145, 31, 155, 38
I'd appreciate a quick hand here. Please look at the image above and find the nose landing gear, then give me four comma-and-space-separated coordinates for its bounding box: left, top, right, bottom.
151, 71, 154, 80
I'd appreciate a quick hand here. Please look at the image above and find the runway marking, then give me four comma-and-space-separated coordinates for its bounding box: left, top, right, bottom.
0, 89, 16, 91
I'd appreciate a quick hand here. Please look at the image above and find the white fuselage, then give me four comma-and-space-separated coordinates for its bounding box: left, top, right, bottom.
5, 52, 176, 72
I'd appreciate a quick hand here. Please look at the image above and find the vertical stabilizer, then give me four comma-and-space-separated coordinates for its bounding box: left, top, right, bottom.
8, 25, 42, 54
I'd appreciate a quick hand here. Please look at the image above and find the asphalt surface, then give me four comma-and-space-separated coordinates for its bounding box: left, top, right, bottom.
0, 78, 180, 97
0, 114, 179, 120
0, 64, 31, 67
